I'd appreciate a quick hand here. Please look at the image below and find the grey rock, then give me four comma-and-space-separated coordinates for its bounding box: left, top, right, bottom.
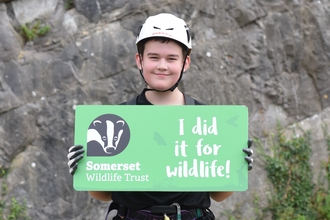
0, 3, 23, 62
11, 0, 58, 25
74, 0, 101, 23
0, 0, 330, 219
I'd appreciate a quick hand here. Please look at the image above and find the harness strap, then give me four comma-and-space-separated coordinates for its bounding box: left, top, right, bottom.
122, 209, 201, 220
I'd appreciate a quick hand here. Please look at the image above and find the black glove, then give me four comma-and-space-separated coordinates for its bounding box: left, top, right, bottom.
67, 145, 85, 175
243, 139, 253, 171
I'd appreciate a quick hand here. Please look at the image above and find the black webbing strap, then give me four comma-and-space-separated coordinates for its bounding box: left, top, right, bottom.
105, 202, 208, 220
126, 94, 195, 105
118, 208, 201, 220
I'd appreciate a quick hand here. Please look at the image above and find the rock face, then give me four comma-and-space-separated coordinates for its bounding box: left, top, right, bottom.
0, 0, 329, 219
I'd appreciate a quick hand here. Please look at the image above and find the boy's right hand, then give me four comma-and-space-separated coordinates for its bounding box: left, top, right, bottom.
67, 145, 85, 175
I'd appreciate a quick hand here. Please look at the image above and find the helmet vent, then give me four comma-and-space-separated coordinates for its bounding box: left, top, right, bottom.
185, 25, 191, 43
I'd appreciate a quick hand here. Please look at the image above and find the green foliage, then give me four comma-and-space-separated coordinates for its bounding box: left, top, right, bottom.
20, 20, 51, 42
310, 124, 330, 220
1, 169, 8, 197
311, 189, 330, 219
264, 131, 315, 218
7, 198, 30, 220
255, 123, 330, 220
0, 198, 31, 220
0, 172, 31, 220
323, 124, 330, 184
64, 0, 75, 10
253, 194, 263, 219
0, 169, 7, 178
0, 201, 4, 220
1, 183, 7, 197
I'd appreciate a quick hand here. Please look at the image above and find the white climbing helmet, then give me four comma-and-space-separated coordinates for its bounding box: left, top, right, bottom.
136, 13, 192, 55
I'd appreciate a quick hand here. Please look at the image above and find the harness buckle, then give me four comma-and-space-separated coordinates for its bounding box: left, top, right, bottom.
171, 203, 181, 220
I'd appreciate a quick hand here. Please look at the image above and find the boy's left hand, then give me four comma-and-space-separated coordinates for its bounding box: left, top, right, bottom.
243, 139, 253, 171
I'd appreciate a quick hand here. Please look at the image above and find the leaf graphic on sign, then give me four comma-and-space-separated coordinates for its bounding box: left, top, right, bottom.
153, 178, 176, 188
153, 131, 167, 146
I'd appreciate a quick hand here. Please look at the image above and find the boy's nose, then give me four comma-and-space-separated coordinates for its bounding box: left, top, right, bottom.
157, 59, 168, 70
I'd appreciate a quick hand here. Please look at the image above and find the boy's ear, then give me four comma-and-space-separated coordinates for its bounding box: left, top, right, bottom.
183, 56, 191, 72
135, 53, 142, 69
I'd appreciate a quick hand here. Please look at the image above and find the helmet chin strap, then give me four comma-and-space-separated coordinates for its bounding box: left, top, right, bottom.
139, 56, 187, 92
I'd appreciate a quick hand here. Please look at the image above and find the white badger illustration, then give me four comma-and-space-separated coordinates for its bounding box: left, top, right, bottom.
87, 119, 124, 154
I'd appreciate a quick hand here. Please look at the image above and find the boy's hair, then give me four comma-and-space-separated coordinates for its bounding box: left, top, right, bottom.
137, 37, 190, 58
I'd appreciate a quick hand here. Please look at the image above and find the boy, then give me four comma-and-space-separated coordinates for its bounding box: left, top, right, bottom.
67, 13, 253, 220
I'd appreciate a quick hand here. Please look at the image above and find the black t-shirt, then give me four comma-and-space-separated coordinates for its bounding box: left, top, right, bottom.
120, 89, 205, 105
112, 90, 210, 210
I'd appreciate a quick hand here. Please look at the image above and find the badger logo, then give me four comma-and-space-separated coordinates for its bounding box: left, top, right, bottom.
87, 114, 130, 156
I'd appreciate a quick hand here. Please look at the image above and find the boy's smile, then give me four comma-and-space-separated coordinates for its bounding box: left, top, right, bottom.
136, 39, 190, 91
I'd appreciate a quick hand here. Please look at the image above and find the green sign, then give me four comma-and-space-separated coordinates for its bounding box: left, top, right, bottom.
73, 105, 249, 191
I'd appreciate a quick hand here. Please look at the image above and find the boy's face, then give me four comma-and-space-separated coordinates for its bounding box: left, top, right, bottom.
135, 39, 190, 91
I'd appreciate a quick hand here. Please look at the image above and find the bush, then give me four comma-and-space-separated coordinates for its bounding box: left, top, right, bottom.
256, 123, 330, 219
